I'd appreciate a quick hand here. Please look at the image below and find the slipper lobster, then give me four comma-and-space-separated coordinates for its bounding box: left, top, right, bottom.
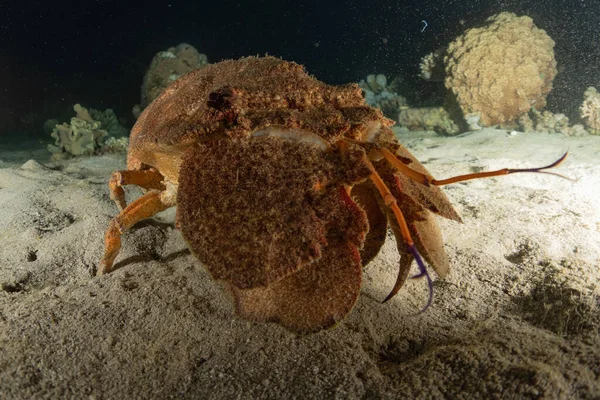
98, 56, 566, 333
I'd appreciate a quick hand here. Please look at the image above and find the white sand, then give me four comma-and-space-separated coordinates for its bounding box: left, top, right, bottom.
0, 128, 598, 399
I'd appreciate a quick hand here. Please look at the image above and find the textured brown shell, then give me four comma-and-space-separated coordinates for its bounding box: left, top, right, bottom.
123, 55, 463, 332
177, 137, 370, 289
127, 56, 388, 184
176, 136, 370, 332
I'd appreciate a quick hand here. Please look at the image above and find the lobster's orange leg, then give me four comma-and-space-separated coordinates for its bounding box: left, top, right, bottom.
377, 148, 571, 186
99, 188, 176, 275
108, 168, 166, 211
364, 157, 434, 311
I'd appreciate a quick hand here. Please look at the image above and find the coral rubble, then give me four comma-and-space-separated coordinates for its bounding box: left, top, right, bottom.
398, 107, 460, 135
518, 109, 587, 137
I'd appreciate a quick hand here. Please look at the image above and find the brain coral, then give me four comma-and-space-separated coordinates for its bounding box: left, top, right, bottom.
444, 12, 557, 126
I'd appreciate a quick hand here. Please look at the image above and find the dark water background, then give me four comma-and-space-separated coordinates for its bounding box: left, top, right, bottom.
1, 0, 598, 138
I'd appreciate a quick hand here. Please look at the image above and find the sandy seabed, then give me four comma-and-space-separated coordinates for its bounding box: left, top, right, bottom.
0, 128, 598, 399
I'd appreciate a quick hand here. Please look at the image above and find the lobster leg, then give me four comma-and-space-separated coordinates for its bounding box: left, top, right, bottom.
363, 147, 569, 309
108, 168, 166, 211
364, 158, 434, 311
376, 148, 570, 186
98, 186, 176, 275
